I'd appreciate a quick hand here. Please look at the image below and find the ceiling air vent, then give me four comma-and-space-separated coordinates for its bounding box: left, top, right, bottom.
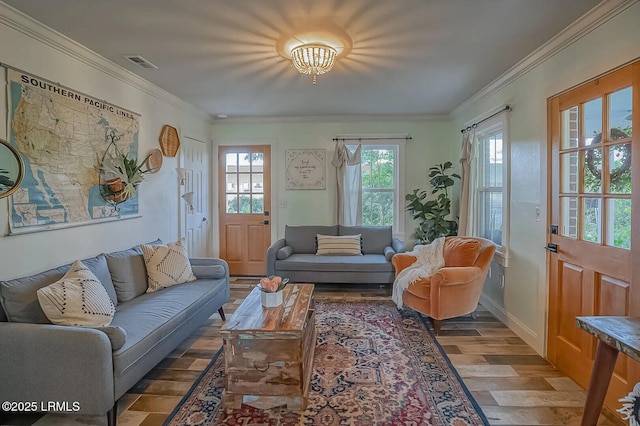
123, 55, 158, 70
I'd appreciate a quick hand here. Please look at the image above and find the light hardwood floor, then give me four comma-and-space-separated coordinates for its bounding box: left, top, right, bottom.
1, 279, 625, 426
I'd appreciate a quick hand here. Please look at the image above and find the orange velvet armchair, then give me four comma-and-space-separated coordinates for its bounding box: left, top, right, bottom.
392, 236, 496, 335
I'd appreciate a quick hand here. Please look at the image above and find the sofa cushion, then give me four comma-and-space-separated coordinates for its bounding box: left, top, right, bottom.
0, 254, 115, 323
339, 226, 391, 254
110, 279, 226, 376
141, 239, 196, 293
444, 237, 481, 267
106, 247, 148, 303
316, 234, 362, 255
0, 267, 67, 323
276, 254, 393, 273
37, 260, 116, 327
285, 225, 337, 254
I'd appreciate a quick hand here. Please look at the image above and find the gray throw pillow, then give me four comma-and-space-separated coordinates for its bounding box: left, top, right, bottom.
384, 246, 396, 261
92, 325, 127, 351
191, 265, 226, 279
276, 246, 293, 260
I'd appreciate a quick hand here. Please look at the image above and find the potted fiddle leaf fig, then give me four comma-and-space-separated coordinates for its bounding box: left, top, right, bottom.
405, 161, 460, 243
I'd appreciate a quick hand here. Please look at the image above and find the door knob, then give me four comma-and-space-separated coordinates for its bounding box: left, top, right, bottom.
264, 220, 269, 225
544, 243, 558, 253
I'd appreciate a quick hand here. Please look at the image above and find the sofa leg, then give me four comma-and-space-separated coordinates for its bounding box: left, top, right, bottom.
107, 404, 117, 426
218, 307, 226, 321
432, 319, 442, 335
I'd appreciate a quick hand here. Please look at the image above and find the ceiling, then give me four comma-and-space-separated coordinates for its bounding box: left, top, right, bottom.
4, 0, 602, 119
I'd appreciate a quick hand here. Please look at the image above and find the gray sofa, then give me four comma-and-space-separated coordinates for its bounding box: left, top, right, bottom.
267, 225, 405, 284
0, 242, 230, 426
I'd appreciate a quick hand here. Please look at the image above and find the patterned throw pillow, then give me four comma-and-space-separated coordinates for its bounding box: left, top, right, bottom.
140, 239, 196, 293
316, 234, 362, 255
37, 260, 116, 327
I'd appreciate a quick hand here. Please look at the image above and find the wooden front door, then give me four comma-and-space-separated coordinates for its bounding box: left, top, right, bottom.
547, 62, 640, 412
218, 145, 271, 276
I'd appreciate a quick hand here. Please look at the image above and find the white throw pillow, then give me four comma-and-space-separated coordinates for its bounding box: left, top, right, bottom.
37, 260, 116, 326
141, 239, 196, 293
316, 234, 362, 256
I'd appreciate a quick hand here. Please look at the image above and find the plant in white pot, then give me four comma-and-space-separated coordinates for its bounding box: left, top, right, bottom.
258, 275, 289, 307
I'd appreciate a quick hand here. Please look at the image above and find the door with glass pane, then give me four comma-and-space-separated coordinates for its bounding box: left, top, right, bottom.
218, 145, 271, 276
547, 63, 639, 412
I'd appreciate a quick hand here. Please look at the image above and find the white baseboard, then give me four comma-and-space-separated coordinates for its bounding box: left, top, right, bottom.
479, 294, 544, 355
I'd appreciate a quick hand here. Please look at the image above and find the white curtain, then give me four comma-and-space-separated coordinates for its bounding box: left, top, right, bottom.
332, 141, 362, 225
457, 129, 477, 236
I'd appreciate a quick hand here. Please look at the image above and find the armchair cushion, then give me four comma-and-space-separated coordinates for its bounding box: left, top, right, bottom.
444, 237, 481, 267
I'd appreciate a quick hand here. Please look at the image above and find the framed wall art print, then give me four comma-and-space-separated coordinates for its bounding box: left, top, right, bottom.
285, 149, 326, 190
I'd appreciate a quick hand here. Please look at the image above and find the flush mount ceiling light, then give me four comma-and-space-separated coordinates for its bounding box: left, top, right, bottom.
290, 43, 337, 85
276, 22, 352, 86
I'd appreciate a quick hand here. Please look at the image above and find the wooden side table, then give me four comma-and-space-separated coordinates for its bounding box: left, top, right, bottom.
576, 316, 640, 426
220, 283, 316, 411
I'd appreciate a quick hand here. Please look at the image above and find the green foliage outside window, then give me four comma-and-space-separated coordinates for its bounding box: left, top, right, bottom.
227, 195, 264, 214
583, 127, 631, 249
361, 148, 395, 227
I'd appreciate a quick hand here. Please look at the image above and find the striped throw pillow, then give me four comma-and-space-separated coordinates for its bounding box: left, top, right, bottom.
141, 239, 196, 293
316, 234, 362, 256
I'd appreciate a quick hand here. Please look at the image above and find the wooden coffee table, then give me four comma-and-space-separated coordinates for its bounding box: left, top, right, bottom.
220, 283, 316, 411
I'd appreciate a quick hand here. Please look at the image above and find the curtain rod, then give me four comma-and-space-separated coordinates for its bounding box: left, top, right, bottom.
333, 136, 412, 142
460, 105, 512, 133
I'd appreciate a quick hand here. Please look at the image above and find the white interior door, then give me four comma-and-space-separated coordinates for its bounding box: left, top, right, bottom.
182, 136, 209, 257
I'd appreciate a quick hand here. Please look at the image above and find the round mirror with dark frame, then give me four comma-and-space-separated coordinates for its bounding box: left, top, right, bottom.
0, 138, 25, 199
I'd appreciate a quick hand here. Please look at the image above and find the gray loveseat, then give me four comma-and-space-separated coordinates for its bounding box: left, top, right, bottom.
267, 225, 405, 284
0, 241, 230, 426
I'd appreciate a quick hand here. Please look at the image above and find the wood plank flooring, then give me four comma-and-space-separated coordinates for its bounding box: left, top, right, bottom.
0, 279, 625, 426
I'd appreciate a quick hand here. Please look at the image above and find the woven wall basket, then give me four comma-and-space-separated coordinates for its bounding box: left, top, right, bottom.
159, 125, 180, 157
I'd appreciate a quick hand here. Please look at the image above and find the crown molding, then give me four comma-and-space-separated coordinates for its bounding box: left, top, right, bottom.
451, 0, 638, 117
0, 2, 212, 124
213, 113, 450, 125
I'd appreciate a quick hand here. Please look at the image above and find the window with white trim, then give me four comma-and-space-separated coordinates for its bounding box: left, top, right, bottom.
347, 140, 405, 237
475, 115, 509, 265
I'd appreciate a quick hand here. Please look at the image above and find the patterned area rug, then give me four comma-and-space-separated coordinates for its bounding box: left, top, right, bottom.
164, 300, 489, 426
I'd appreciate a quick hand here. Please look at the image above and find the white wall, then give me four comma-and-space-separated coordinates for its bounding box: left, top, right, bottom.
450, 2, 640, 354
0, 5, 211, 279
212, 119, 455, 253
